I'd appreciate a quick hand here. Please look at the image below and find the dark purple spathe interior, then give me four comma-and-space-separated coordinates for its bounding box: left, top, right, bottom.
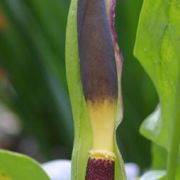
77, 0, 119, 102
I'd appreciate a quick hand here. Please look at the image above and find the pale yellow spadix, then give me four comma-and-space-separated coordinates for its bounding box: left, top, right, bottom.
87, 100, 117, 154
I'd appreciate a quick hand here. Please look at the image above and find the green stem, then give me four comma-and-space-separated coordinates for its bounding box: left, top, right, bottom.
167, 78, 180, 180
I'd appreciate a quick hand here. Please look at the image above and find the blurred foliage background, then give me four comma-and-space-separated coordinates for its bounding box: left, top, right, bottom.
0, 0, 158, 171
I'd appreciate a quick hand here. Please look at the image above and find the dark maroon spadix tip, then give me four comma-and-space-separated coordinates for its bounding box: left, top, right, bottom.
86, 158, 115, 180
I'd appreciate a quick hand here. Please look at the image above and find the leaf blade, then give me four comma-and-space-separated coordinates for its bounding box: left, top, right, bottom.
134, 0, 180, 152
0, 150, 50, 180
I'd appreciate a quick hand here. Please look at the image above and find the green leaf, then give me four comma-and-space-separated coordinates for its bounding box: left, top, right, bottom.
66, 0, 126, 179
0, 150, 50, 180
134, 0, 180, 154
134, 0, 180, 178
151, 144, 167, 170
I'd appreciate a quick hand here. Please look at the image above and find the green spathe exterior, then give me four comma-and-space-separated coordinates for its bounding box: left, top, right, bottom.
66, 0, 126, 179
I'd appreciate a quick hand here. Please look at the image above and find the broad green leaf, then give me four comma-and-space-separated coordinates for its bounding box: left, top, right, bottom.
0, 150, 50, 180
134, 0, 180, 179
134, 0, 180, 153
66, 0, 125, 179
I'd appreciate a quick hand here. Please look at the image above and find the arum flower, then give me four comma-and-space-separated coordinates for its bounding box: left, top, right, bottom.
66, 0, 125, 179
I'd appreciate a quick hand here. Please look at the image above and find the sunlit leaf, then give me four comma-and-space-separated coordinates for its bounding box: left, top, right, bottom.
134, 0, 180, 178
134, 0, 180, 154
0, 150, 50, 180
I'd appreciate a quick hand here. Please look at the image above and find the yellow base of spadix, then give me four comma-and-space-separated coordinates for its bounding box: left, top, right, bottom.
87, 100, 117, 153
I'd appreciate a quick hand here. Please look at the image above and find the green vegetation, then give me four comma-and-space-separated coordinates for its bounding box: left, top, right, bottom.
0, 0, 179, 179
